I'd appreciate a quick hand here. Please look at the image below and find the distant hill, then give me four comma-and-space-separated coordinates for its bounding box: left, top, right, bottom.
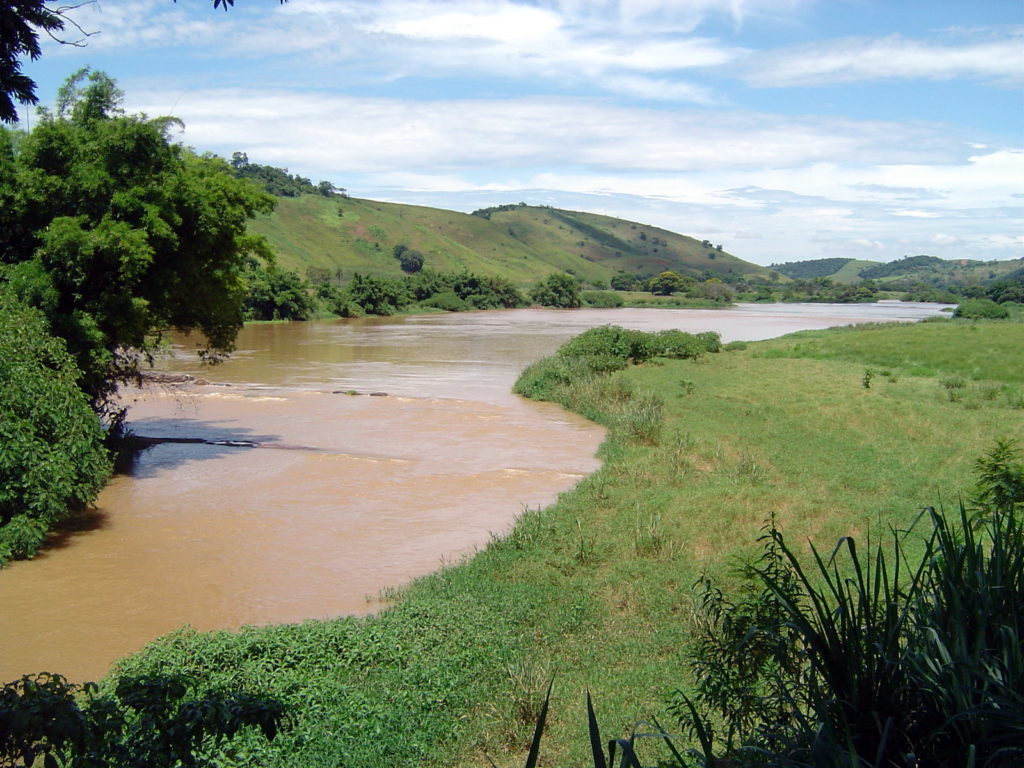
771, 258, 860, 280
248, 196, 774, 285
771, 254, 1023, 288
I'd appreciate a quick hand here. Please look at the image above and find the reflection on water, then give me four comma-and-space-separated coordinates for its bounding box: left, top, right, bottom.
0, 303, 948, 682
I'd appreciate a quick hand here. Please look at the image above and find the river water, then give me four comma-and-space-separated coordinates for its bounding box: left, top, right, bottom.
0, 303, 948, 682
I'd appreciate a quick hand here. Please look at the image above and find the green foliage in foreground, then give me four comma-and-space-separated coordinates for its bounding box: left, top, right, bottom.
0, 671, 283, 767
678, 492, 1023, 767
0, 291, 110, 566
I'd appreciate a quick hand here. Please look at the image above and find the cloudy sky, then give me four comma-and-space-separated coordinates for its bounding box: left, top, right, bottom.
23, 0, 1024, 265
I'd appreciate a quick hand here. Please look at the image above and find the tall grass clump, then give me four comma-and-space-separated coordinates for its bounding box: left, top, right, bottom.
674, 441, 1024, 768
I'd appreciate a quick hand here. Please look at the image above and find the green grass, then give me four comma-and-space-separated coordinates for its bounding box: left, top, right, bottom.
113, 319, 1023, 767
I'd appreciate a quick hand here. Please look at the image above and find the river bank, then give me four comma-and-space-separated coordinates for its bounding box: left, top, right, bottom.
110, 315, 1023, 767
1, 304, 946, 683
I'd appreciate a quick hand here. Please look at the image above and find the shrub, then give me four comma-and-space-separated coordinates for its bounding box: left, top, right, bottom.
0, 291, 111, 565
581, 290, 624, 308
558, 325, 656, 364
244, 264, 316, 321
530, 273, 581, 308
0, 672, 283, 766
419, 291, 470, 312
954, 298, 1010, 319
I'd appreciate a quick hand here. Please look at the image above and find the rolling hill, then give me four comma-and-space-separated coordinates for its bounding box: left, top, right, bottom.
772, 255, 1024, 287
248, 196, 774, 285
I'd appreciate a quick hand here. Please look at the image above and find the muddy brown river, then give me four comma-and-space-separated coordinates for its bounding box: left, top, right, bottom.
0, 303, 948, 682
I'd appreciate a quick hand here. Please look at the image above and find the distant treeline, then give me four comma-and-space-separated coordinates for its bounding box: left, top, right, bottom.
229, 152, 345, 198
242, 265, 592, 321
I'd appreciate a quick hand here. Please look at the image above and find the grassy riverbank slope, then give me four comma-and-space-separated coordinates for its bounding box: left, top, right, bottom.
115, 317, 1023, 767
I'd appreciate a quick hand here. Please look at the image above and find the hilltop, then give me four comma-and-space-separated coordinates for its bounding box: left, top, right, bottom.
248, 196, 773, 285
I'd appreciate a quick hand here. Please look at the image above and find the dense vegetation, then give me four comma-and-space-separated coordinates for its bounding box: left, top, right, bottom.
769, 257, 855, 280
0, 69, 274, 421
0, 290, 111, 566
772, 252, 1023, 293
229, 152, 342, 199
0, 71, 275, 560
11, 316, 1005, 767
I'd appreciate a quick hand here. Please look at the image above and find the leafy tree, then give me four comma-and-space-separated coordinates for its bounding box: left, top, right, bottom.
0, 1, 66, 122
397, 249, 424, 274
699, 278, 737, 303
0, 290, 112, 565
530, 272, 581, 308
229, 151, 341, 198
610, 273, 640, 291
647, 270, 688, 296
343, 273, 412, 315
244, 263, 316, 321
0, 71, 275, 422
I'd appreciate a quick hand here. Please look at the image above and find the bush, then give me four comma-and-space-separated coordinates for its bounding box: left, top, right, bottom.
0, 672, 283, 766
954, 298, 1010, 319
530, 273, 581, 308
581, 290, 624, 308
244, 264, 317, 321
652, 330, 721, 359
0, 292, 111, 565
419, 291, 470, 312
558, 325, 656, 364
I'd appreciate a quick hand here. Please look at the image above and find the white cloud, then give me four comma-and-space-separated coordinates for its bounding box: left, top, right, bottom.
745, 32, 1024, 87
367, 4, 563, 42
137, 89, 970, 179
891, 209, 942, 218
600, 75, 720, 103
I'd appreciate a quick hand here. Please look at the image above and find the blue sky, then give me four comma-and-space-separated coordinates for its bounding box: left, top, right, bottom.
22, 0, 1024, 266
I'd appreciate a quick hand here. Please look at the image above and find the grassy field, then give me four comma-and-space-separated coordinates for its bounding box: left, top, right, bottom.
115, 317, 1023, 766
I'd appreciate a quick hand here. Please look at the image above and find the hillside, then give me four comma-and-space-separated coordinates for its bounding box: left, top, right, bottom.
770, 257, 879, 284
248, 196, 773, 285
772, 254, 1023, 287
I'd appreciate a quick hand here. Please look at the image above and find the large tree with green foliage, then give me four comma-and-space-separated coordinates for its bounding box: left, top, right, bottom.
647, 270, 689, 296
0, 289, 111, 565
530, 272, 581, 308
0, 70, 275, 422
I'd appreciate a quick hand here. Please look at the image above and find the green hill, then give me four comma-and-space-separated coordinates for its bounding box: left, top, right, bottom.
771, 257, 882, 284
771, 254, 1023, 288
248, 196, 773, 285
